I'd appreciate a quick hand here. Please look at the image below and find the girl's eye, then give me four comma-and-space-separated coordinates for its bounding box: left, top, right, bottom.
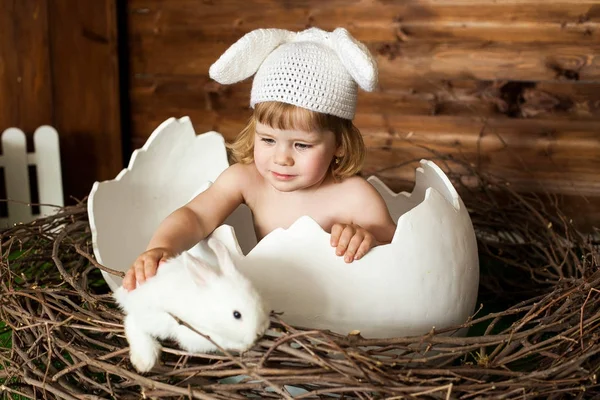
295, 143, 312, 150
261, 138, 275, 145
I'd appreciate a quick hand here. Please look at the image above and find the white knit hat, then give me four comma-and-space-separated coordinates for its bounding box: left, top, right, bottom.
209, 27, 378, 120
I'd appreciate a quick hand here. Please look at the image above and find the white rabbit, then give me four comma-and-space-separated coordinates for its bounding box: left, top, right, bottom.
113, 237, 270, 373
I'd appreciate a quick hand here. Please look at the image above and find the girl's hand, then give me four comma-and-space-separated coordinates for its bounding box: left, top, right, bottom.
122, 248, 175, 291
330, 223, 376, 263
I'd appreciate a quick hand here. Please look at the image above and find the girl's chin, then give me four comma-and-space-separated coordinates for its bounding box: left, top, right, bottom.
269, 179, 329, 193
269, 181, 303, 192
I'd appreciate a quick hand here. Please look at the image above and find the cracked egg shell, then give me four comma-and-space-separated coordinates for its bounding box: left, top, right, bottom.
88, 116, 479, 338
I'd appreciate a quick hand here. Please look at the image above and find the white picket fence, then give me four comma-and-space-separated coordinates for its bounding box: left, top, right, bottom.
1, 126, 63, 228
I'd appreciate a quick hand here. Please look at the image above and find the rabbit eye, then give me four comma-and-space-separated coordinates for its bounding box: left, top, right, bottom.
233, 310, 242, 320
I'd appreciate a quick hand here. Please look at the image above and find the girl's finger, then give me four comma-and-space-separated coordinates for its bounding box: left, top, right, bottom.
123, 269, 136, 291
354, 235, 374, 260
144, 257, 158, 278
335, 226, 356, 256
330, 223, 344, 247
344, 233, 365, 263
134, 260, 146, 284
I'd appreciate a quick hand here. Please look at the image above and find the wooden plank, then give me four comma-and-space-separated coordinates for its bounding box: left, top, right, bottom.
386, 21, 597, 44
129, 29, 600, 82
359, 115, 600, 195
360, 81, 600, 119
129, 75, 600, 128
376, 42, 600, 83
379, 173, 600, 233
374, 80, 600, 118
129, 110, 600, 195
128, 0, 599, 43
125, 0, 600, 229
128, 1, 599, 30
0, 0, 53, 138
2, 129, 31, 224
33, 126, 64, 214
48, 0, 122, 201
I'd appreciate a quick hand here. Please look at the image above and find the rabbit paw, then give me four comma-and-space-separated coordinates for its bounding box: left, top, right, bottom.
124, 316, 162, 372
129, 339, 161, 373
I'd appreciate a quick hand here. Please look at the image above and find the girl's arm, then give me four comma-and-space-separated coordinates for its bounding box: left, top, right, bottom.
123, 164, 247, 289
147, 164, 246, 253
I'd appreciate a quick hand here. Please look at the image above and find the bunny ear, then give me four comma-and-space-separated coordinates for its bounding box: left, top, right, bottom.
329, 28, 378, 92
207, 238, 238, 276
183, 252, 217, 286
209, 28, 295, 84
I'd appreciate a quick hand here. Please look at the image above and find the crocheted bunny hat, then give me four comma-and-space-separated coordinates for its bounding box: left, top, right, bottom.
209, 27, 378, 120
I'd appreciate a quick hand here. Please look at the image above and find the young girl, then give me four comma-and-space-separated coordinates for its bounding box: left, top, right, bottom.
123, 27, 397, 290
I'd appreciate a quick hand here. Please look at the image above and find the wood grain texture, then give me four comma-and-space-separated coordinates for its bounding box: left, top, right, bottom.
0, 0, 122, 202
128, 0, 600, 44
130, 75, 600, 124
131, 110, 600, 196
376, 42, 600, 82
126, 0, 600, 228
48, 0, 122, 200
129, 33, 600, 82
127, 1, 600, 82
358, 116, 600, 195
0, 0, 53, 138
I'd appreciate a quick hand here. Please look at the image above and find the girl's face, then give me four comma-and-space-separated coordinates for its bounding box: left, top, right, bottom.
253, 122, 340, 192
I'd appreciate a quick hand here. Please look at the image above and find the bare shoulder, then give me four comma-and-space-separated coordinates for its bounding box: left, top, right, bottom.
217, 162, 253, 180
213, 162, 263, 201
181, 163, 248, 232
336, 176, 386, 205
214, 163, 258, 187
335, 175, 396, 242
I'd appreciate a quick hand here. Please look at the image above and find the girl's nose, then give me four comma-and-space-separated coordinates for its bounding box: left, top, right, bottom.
274, 147, 294, 166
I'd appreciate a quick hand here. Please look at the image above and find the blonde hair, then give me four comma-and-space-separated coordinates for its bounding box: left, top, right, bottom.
228, 102, 365, 180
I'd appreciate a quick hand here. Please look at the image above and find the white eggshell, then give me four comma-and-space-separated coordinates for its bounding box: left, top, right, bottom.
88, 117, 479, 338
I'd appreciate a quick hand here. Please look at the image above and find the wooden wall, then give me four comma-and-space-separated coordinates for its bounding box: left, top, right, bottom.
125, 0, 599, 229
0, 0, 122, 202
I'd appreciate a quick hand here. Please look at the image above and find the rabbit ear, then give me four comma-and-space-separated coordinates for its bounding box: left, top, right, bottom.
209, 28, 295, 84
182, 252, 217, 286
329, 28, 378, 92
207, 238, 238, 276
